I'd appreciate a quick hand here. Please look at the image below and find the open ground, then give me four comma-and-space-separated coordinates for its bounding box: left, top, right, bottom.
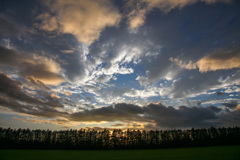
0, 145, 239, 160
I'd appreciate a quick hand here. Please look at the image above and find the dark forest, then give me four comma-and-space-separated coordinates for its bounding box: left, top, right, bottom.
0, 126, 239, 149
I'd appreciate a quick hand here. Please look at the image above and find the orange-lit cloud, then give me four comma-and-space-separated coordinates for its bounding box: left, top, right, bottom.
27, 76, 50, 90
236, 105, 240, 110
127, 4, 147, 29
170, 48, 240, 72
60, 50, 75, 54
35, 13, 58, 32
0, 46, 65, 85
24, 55, 65, 85
13, 117, 79, 128
63, 90, 72, 96
39, 0, 121, 45
196, 51, 240, 72
169, 57, 197, 70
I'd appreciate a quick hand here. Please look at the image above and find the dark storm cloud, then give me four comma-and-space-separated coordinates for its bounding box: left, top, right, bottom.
143, 104, 222, 128
0, 45, 23, 66
222, 101, 238, 109
0, 97, 65, 118
220, 109, 240, 127
63, 51, 88, 82
68, 102, 231, 129
0, 73, 65, 117
0, 73, 42, 105
168, 70, 233, 98
207, 106, 223, 113
216, 91, 225, 96
70, 103, 144, 122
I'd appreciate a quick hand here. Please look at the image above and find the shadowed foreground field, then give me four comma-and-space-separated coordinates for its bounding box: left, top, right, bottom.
0, 145, 239, 160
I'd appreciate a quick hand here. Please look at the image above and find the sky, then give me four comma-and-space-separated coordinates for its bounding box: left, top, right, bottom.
0, 0, 240, 131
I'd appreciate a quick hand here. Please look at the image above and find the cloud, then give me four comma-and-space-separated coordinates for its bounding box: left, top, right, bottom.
60, 50, 75, 54
223, 70, 240, 86
125, 122, 143, 128
0, 45, 65, 85
0, 77, 238, 129
220, 109, 240, 127
169, 57, 197, 70
196, 49, 240, 72
124, 88, 158, 99
165, 59, 240, 99
216, 91, 225, 96
0, 14, 23, 37
237, 105, 240, 110
70, 103, 144, 122
1, 0, 239, 131
203, 0, 232, 4
13, 116, 80, 128
131, 0, 238, 87
127, 4, 147, 29
168, 72, 224, 98
26, 76, 50, 90
137, 54, 182, 85
171, 48, 240, 73
143, 103, 221, 128
90, 43, 144, 83
35, 13, 58, 32
39, 0, 121, 45
21, 55, 65, 85
0, 73, 41, 105
88, 28, 164, 87
98, 63, 134, 76
63, 50, 89, 82
89, 37, 161, 86
127, 0, 231, 29
85, 97, 92, 102
63, 90, 72, 96
222, 101, 238, 109
111, 123, 125, 127
0, 73, 66, 118
69, 103, 238, 129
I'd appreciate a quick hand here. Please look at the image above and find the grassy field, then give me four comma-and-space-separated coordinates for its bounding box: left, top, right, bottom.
0, 145, 239, 160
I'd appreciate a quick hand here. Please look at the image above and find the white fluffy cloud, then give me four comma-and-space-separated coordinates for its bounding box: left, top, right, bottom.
124, 88, 158, 99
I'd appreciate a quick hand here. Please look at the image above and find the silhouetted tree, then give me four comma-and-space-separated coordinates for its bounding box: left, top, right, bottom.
0, 126, 239, 149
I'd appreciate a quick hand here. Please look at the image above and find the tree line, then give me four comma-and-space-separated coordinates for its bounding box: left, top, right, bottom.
0, 126, 239, 149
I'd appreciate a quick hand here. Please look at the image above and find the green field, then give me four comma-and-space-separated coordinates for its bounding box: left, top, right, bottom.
0, 146, 239, 160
